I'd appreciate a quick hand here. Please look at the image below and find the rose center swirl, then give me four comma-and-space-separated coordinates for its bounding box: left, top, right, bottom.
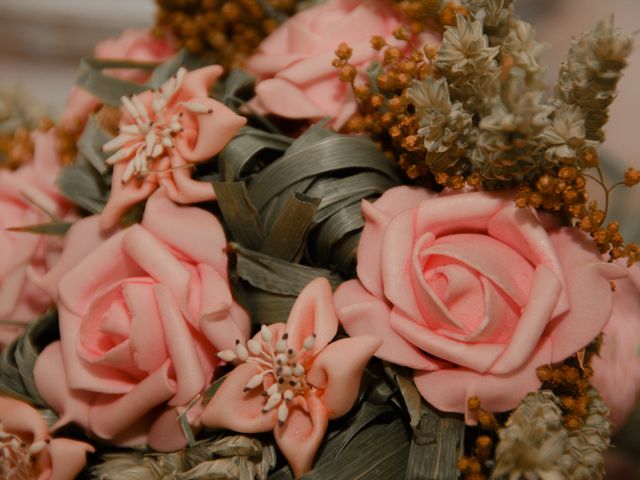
218, 325, 318, 426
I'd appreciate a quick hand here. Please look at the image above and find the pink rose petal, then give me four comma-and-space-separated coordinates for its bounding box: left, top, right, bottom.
307, 335, 381, 418
274, 394, 328, 478
200, 362, 278, 433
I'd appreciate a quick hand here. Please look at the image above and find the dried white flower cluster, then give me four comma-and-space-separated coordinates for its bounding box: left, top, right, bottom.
408, 77, 474, 172
435, 13, 500, 115
411, 2, 634, 189
556, 16, 634, 142
91, 435, 276, 480
492, 388, 611, 480
492, 390, 568, 480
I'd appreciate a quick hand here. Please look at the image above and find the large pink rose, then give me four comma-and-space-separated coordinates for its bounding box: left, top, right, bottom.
33, 190, 249, 451
245, 0, 439, 129
0, 129, 73, 347
0, 396, 93, 480
61, 29, 176, 134
592, 264, 640, 431
335, 186, 627, 417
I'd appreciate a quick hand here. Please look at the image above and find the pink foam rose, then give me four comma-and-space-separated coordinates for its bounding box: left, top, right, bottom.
592, 264, 640, 431
0, 129, 74, 347
61, 29, 176, 134
0, 395, 94, 479
245, 0, 440, 129
100, 65, 246, 230
201, 278, 381, 477
334, 186, 627, 419
33, 189, 249, 451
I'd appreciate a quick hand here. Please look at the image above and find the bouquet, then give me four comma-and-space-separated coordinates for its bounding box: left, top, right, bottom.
1, 0, 639, 478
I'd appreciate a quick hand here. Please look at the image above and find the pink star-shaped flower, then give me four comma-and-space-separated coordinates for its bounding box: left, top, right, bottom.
100, 65, 246, 229
200, 277, 381, 477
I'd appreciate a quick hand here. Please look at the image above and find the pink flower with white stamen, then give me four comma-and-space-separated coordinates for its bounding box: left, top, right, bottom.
201, 278, 381, 477
99, 65, 246, 230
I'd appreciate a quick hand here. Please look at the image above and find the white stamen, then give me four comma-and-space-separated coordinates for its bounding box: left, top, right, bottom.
293, 364, 305, 376
121, 96, 139, 119
236, 341, 249, 361
280, 366, 293, 377
276, 338, 287, 354
180, 101, 213, 114
283, 389, 294, 401
152, 94, 166, 115
132, 96, 150, 123
102, 133, 135, 152
120, 124, 141, 135
175, 67, 187, 90
161, 136, 174, 149
121, 157, 137, 183
277, 402, 289, 424
266, 383, 279, 396
260, 325, 272, 342
262, 392, 282, 412
244, 373, 265, 391
29, 440, 47, 455
105, 144, 137, 165
217, 350, 236, 362
247, 339, 262, 356
151, 143, 164, 158
303, 333, 317, 351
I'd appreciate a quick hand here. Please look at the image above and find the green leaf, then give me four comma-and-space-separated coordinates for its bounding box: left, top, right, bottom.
203, 374, 228, 404
260, 193, 320, 262
0, 310, 59, 406
212, 181, 264, 251
77, 114, 112, 174
6, 221, 72, 236
75, 57, 155, 106
405, 401, 465, 480
384, 363, 424, 430
57, 158, 109, 213
232, 243, 342, 296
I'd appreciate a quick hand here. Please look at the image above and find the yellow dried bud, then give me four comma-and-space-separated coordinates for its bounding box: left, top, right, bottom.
335, 42, 353, 60
624, 167, 640, 186
383, 47, 402, 65
370, 36, 387, 51
339, 65, 357, 83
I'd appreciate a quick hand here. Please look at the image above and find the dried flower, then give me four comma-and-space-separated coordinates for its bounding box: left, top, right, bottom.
91, 435, 276, 480
154, 0, 298, 69
408, 77, 474, 172
556, 15, 634, 142
556, 388, 611, 480
492, 390, 568, 480
435, 13, 500, 113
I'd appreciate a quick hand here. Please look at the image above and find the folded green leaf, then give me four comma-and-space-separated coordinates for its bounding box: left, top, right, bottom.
233, 243, 342, 296
6, 221, 72, 236
0, 310, 59, 406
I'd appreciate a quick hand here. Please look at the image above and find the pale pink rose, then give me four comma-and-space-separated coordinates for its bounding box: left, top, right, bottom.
33, 189, 249, 451
61, 29, 176, 134
100, 65, 246, 230
334, 186, 627, 418
0, 395, 94, 480
592, 264, 640, 431
201, 278, 381, 477
245, 0, 440, 129
0, 130, 73, 347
